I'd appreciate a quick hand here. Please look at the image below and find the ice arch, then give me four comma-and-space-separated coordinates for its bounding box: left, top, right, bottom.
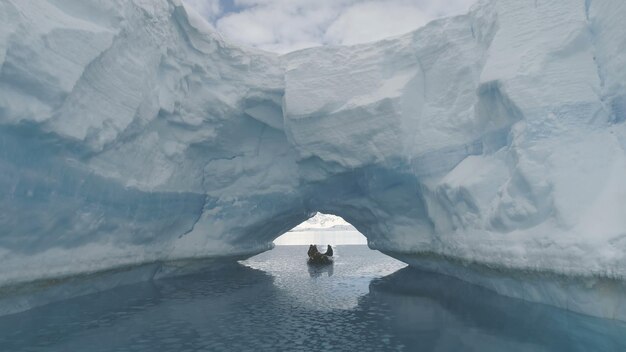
1, 0, 626, 319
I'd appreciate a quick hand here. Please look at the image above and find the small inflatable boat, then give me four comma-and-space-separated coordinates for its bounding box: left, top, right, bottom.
307, 244, 334, 265
307, 254, 333, 265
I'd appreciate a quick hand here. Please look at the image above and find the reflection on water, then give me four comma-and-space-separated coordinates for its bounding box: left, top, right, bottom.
368, 268, 626, 351
244, 245, 404, 312
307, 263, 334, 278
0, 246, 624, 351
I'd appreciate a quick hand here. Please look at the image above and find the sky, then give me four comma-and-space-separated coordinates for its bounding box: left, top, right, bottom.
182, 0, 477, 54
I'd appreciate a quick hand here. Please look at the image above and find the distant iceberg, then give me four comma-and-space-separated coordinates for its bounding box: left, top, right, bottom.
289, 213, 356, 232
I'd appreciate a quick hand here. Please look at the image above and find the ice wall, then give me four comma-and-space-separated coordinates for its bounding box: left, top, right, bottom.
0, 0, 308, 287
1, 0, 626, 318
286, 0, 626, 277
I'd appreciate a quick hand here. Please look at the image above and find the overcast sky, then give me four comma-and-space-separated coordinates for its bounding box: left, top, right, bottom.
182, 0, 477, 54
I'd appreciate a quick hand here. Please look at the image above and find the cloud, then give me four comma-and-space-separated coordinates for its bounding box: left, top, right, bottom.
324, 1, 430, 45
184, 0, 477, 54
182, 0, 222, 19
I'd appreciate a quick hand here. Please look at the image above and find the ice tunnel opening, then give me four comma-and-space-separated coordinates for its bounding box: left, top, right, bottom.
254, 211, 406, 268
272, 212, 367, 246
244, 212, 406, 281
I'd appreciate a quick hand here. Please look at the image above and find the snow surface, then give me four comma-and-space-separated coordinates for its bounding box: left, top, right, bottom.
1, 0, 626, 318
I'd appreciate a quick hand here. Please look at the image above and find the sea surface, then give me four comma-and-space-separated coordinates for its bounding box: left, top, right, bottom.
1, 245, 625, 351
273, 229, 367, 245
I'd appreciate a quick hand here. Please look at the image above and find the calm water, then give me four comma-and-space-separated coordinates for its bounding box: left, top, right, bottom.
1, 245, 625, 351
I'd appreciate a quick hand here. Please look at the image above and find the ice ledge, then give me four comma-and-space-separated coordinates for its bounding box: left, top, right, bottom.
0, 253, 262, 317
386, 250, 626, 321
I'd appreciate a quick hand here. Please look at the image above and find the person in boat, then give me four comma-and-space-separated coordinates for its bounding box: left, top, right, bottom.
308, 244, 320, 259
307, 244, 333, 264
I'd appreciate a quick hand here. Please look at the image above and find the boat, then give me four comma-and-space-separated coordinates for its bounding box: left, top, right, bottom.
307, 254, 333, 265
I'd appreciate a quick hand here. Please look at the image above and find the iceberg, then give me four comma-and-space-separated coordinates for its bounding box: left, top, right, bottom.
0, 0, 625, 319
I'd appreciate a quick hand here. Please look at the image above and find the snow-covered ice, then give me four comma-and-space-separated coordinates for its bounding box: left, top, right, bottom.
290, 213, 355, 232
1, 0, 626, 319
